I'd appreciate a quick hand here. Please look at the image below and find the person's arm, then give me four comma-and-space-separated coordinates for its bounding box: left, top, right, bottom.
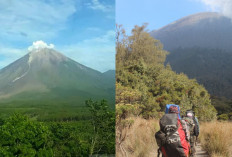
181, 119, 190, 141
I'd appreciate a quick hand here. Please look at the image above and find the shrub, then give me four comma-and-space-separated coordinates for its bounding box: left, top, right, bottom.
0, 114, 53, 156
218, 114, 229, 121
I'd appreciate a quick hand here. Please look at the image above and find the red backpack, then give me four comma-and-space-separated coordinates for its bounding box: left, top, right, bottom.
155, 113, 190, 157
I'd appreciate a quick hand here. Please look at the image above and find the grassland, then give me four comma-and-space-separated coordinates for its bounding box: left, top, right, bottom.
199, 121, 232, 157
116, 117, 159, 157
116, 117, 232, 157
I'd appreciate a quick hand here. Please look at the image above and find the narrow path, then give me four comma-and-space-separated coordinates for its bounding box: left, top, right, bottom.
195, 143, 209, 157
152, 143, 209, 157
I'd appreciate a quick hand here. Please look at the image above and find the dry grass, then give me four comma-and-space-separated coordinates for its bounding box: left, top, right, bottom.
199, 121, 232, 157
116, 117, 159, 157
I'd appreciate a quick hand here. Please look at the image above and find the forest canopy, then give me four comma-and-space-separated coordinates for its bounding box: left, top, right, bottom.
116, 24, 217, 121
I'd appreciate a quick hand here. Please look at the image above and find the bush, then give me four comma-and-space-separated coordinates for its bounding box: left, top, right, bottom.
86, 99, 115, 155
0, 114, 53, 156
218, 114, 229, 121
49, 123, 89, 157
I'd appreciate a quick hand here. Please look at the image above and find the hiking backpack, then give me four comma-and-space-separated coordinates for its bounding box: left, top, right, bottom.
186, 110, 199, 137
183, 117, 195, 141
155, 105, 190, 157
183, 116, 195, 135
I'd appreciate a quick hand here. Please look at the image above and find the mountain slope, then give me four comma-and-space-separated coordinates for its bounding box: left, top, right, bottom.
151, 12, 232, 51
150, 12, 232, 97
151, 12, 232, 114
166, 47, 232, 98
0, 47, 114, 106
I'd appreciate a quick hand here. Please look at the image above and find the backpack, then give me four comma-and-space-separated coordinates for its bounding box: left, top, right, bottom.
155, 111, 190, 157
186, 110, 199, 137
183, 117, 195, 135
193, 117, 199, 137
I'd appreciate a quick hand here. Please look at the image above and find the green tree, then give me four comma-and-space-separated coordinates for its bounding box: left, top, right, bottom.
85, 99, 115, 155
116, 24, 217, 121
49, 123, 89, 157
0, 114, 53, 156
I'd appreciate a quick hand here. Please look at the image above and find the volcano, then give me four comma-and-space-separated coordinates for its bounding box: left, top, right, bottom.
150, 12, 232, 100
0, 41, 115, 106
151, 12, 232, 51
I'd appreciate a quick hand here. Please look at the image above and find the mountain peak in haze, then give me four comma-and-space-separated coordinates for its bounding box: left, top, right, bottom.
151, 12, 232, 51
0, 43, 115, 104
28, 47, 68, 66
27, 40, 63, 64
160, 12, 223, 30
151, 12, 232, 99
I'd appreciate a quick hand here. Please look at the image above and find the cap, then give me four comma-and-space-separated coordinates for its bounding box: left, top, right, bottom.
169, 106, 179, 114
187, 112, 193, 117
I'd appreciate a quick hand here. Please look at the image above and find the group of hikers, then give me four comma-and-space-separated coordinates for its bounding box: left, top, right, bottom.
155, 104, 200, 157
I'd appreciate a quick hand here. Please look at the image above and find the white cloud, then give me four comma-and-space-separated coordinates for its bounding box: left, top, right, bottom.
0, 0, 114, 72
0, 30, 115, 72
0, 40, 55, 69
86, 0, 113, 12
0, 0, 77, 41
198, 0, 232, 18
28, 40, 54, 52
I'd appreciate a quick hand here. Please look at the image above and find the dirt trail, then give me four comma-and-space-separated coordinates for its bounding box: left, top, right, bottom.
195, 143, 209, 157
152, 143, 209, 157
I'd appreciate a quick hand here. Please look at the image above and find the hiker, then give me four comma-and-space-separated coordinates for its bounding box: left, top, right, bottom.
183, 110, 200, 157
155, 104, 190, 157
186, 110, 200, 138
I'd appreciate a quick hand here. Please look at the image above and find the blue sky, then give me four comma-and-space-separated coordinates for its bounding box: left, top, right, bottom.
0, 0, 115, 72
116, 0, 230, 33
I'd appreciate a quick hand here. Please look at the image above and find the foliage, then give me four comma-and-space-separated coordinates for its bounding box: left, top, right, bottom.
228, 112, 232, 120
0, 114, 53, 156
218, 114, 229, 121
166, 47, 232, 115
166, 47, 232, 99
49, 123, 89, 157
211, 96, 232, 116
116, 24, 217, 121
0, 99, 115, 156
85, 99, 115, 155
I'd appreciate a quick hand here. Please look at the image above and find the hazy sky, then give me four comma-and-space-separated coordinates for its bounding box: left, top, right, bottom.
116, 0, 230, 33
0, 0, 115, 72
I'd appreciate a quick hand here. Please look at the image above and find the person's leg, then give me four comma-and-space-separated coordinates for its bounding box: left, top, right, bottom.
189, 135, 196, 157
191, 136, 196, 156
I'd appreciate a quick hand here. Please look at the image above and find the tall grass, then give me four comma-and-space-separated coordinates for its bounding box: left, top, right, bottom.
199, 121, 232, 157
116, 117, 159, 157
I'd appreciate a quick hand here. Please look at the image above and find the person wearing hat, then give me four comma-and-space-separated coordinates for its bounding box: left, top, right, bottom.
183, 111, 198, 157
155, 105, 190, 157
168, 106, 190, 141
168, 105, 191, 155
